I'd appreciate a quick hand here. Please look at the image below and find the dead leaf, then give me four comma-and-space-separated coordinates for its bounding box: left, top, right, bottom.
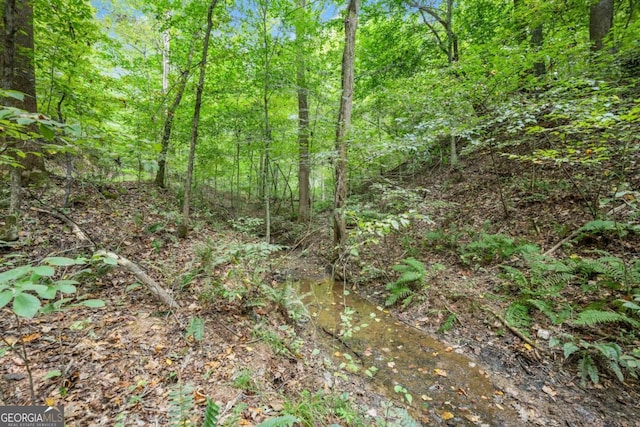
441, 411, 454, 420
434, 368, 448, 377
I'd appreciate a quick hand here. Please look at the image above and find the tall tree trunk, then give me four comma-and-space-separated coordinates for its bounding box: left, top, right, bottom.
296, 0, 311, 223
333, 0, 359, 259
531, 25, 546, 76
179, 0, 218, 238
259, 0, 273, 242
590, 0, 614, 51
1, 0, 37, 242
156, 42, 194, 188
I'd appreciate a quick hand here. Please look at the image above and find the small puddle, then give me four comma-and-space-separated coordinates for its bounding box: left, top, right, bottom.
299, 279, 521, 426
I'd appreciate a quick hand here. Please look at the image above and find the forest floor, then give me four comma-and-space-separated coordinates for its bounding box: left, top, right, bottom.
1, 151, 639, 426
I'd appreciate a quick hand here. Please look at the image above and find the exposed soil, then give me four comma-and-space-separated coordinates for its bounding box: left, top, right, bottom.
1, 150, 639, 426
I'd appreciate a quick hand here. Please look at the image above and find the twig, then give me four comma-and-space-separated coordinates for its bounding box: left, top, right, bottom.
481, 305, 545, 353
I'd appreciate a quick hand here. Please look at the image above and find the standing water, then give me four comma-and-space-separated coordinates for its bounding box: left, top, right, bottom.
299, 279, 522, 426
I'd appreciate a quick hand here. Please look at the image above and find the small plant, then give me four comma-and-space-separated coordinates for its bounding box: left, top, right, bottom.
551, 336, 640, 386
282, 390, 366, 427
339, 306, 369, 338
232, 368, 258, 393
185, 316, 205, 342
460, 233, 538, 265
203, 398, 220, 427
393, 384, 413, 405
385, 258, 432, 307
168, 382, 195, 426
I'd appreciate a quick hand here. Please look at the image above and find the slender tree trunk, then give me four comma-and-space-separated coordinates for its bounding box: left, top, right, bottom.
179, 0, 218, 238
590, 0, 614, 51
333, 0, 359, 259
259, 1, 273, 242
296, 0, 311, 223
1, 0, 37, 242
531, 25, 546, 76
155, 43, 194, 188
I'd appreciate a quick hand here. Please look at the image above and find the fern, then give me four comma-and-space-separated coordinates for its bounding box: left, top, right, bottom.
186, 316, 205, 342
385, 283, 413, 307
168, 382, 195, 427
385, 258, 428, 307
577, 353, 599, 386
527, 299, 571, 325
203, 398, 219, 427
505, 302, 531, 330
574, 309, 640, 328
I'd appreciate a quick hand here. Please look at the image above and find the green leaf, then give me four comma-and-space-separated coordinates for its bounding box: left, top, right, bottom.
256, 415, 298, 427
563, 342, 580, 358
79, 299, 105, 308
39, 123, 55, 140
16, 117, 35, 126
0, 265, 32, 284
44, 257, 81, 266
2, 89, 25, 101
44, 370, 62, 380
0, 290, 13, 308
13, 292, 41, 318
102, 256, 118, 266
54, 280, 78, 294
32, 265, 55, 277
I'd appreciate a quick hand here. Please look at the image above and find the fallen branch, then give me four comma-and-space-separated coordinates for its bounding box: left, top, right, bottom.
481, 305, 544, 353
96, 250, 180, 309
32, 207, 179, 310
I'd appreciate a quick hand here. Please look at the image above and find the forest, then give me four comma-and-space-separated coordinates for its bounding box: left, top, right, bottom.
1, 0, 639, 425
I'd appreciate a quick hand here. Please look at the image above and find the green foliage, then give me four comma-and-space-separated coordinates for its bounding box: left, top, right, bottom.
256, 282, 309, 324
385, 258, 428, 307
282, 390, 366, 427
573, 309, 640, 329
232, 368, 258, 393
185, 316, 205, 342
460, 233, 538, 265
504, 302, 531, 331
552, 336, 640, 386
437, 313, 458, 333
203, 398, 219, 427
256, 415, 298, 427
0, 257, 103, 318
576, 220, 640, 241
168, 382, 195, 427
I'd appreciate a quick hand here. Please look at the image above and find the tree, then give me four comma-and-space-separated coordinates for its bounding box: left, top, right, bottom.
1, 0, 38, 241
590, 0, 613, 51
155, 39, 195, 188
333, 0, 359, 259
296, 0, 311, 223
179, 0, 218, 238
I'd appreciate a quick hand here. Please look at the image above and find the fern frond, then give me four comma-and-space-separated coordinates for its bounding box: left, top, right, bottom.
394, 271, 424, 286
399, 257, 427, 274
385, 283, 412, 306
168, 383, 195, 427
505, 302, 531, 329
573, 310, 630, 327
203, 398, 219, 427
578, 354, 599, 386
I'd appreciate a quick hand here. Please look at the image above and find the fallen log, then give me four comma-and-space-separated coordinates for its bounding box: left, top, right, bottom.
31, 207, 179, 310
95, 250, 179, 309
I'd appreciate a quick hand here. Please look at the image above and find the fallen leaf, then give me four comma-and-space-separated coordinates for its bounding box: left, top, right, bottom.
434, 368, 448, 377
441, 411, 454, 420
